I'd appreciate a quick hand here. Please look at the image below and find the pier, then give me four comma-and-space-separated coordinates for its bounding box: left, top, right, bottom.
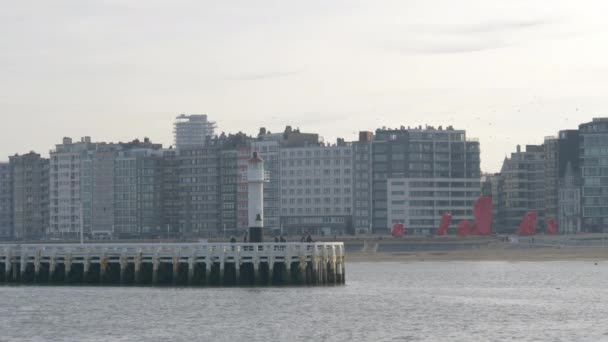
0, 242, 345, 286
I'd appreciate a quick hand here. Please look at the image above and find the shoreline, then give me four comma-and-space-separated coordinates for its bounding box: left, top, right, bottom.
346, 244, 608, 262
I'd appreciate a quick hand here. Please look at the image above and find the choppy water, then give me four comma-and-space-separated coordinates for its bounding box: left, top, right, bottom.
1, 262, 608, 342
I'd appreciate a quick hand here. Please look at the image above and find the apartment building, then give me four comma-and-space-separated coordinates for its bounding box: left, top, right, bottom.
0, 163, 12, 239
279, 140, 354, 235
10, 152, 49, 240
372, 126, 481, 233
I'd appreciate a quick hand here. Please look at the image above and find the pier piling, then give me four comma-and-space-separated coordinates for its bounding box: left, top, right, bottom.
0, 242, 345, 287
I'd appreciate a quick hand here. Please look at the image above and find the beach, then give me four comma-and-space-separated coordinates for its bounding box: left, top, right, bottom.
348, 244, 608, 262
343, 235, 608, 262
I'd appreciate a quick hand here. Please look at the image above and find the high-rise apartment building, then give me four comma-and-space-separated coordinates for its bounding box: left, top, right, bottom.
482, 173, 501, 231
495, 145, 545, 232
557, 129, 581, 233
220, 149, 238, 235
161, 149, 180, 236
177, 145, 222, 237
544, 136, 559, 222
49, 137, 96, 238
387, 177, 481, 235
372, 126, 481, 233
81, 147, 117, 237
174, 114, 217, 149
10, 152, 49, 240
352, 132, 373, 233
0, 162, 13, 239
114, 147, 165, 238
579, 118, 608, 232
558, 163, 581, 233
235, 146, 250, 231
50, 137, 164, 239
279, 140, 354, 235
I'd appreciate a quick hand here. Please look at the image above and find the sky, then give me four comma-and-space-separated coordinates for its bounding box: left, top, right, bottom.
1, 0, 607, 172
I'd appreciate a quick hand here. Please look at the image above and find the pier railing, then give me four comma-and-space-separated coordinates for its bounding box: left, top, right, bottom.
0, 242, 345, 286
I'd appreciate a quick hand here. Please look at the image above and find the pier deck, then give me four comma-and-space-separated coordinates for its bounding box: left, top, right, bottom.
0, 242, 345, 286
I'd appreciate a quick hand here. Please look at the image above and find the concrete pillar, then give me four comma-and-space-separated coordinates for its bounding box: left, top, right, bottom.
235, 261, 241, 285
83, 257, 90, 282
298, 257, 307, 285
4, 250, 12, 282
34, 251, 41, 282
152, 257, 159, 284
312, 258, 319, 285
64, 255, 72, 282
284, 260, 291, 285
283, 252, 292, 285
187, 257, 195, 285
321, 258, 328, 285
100, 257, 108, 283
253, 259, 261, 285
12, 255, 18, 282
204, 261, 211, 285
48, 256, 55, 283
172, 256, 179, 285
331, 261, 337, 285
341, 257, 346, 284
321, 246, 328, 285
119, 255, 127, 284
268, 257, 274, 285
20, 254, 27, 281
4, 249, 11, 281
134, 253, 142, 284
219, 257, 225, 285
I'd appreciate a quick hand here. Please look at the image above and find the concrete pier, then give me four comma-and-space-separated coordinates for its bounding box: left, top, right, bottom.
0, 242, 345, 286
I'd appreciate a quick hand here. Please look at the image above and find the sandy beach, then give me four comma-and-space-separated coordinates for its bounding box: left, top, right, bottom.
347, 242, 608, 262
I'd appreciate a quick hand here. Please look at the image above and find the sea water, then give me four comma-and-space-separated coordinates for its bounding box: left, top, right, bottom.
1, 261, 607, 342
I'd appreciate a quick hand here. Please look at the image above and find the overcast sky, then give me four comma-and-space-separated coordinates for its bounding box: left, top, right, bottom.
2, 0, 607, 171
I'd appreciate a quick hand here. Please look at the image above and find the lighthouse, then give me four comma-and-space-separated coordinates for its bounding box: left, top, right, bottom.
247, 152, 265, 242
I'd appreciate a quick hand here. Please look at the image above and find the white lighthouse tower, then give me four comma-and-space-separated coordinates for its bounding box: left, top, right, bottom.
247, 152, 265, 242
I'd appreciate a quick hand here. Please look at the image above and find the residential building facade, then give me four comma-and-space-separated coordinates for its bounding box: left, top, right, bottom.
279, 142, 354, 236
0, 162, 12, 239
544, 136, 559, 222
10, 152, 49, 240
174, 114, 217, 149
352, 132, 373, 234
372, 126, 481, 233
49, 137, 96, 238
177, 145, 222, 237
579, 118, 608, 232
81, 147, 117, 237
558, 162, 581, 233
496, 145, 545, 233
387, 177, 481, 235
114, 148, 165, 238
